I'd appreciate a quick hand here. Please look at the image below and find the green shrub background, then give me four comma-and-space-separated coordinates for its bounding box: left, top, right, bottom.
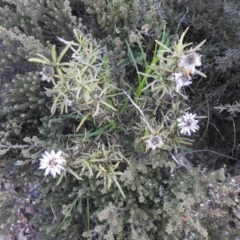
1, 0, 240, 239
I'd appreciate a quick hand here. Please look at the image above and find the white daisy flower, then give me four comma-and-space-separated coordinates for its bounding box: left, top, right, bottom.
178, 52, 201, 74
39, 66, 54, 82
145, 135, 164, 151
169, 72, 192, 92
177, 112, 199, 135
39, 150, 66, 178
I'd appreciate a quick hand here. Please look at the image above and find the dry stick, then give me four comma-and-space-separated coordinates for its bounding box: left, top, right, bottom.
122, 89, 155, 134
230, 117, 236, 156
188, 150, 239, 161
168, 151, 190, 168
50, 195, 58, 222
175, 7, 189, 36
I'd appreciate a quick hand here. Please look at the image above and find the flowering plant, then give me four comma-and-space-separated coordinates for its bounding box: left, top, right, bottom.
39, 150, 66, 178
177, 112, 199, 136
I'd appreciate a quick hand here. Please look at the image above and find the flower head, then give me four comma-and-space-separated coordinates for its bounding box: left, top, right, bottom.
145, 134, 164, 151
39, 150, 66, 178
178, 52, 201, 75
39, 66, 54, 82
177, 112, 199, 135
169, 72, 192, 92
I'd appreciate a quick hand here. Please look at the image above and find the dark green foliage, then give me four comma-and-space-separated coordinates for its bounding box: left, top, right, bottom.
79, 0, 167, 65
0, 0, 84, 43
1, 0, 240, 239
166, 0, 240, 168
0, 0, 85, 156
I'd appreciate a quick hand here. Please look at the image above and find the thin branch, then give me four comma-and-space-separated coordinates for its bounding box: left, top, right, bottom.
122, 89, 155, 133
230, 117, 236, 156
188, 149, 239, 161
175, 7, 189, 36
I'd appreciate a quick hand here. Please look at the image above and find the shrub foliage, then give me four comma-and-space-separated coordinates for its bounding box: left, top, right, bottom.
0, 0, 240, 239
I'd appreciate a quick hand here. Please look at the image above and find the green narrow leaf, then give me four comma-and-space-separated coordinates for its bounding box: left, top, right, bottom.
57, 44, 71, 63
100, 101, 117, 111
67, 121, 113, 137
113, 176, 126, 198
56, 172, 65, 186
54, 196, 79, 236
87, 164, 94, 177
194, 69, 207, 78
155, 40, 173, 53
137, 39, 147, 66
191, 39, 206, 52
67, 167, 82, 180
52, 45, 57, 64
119, 98, 129, 115
107, 176, 112, 190
126, 40, 140, 82
176, 138, 193, 145
175, 27, 190, 55
76, 113, 90, 132
28, 58, 50, 64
